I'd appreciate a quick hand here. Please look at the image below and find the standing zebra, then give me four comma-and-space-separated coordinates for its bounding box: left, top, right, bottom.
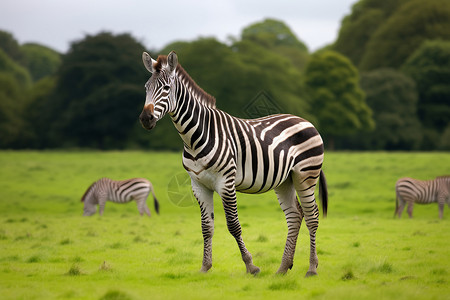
81, 177, 160, 217
139, 51, 328, 277
395, 176, 450, 219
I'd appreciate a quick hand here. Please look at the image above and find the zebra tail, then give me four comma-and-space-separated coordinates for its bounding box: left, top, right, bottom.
152, 191, 160, 215
319, 170, 328, 217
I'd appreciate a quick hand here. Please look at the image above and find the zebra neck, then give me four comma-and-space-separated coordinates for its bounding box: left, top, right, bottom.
170, 82, 219, 155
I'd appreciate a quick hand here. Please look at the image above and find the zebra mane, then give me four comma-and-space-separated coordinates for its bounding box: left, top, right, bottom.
81, 181, 96, 202
154, 55, 216, 108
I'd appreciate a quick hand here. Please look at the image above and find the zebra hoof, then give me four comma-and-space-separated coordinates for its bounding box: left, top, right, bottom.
305, 271, 318, 277
200, 263, 212, 273
247, 265, 260, 275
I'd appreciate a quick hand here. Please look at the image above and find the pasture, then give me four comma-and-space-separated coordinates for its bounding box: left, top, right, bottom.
0, 151, 449, 300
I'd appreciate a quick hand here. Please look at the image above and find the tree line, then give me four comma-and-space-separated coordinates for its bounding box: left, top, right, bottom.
0, 0, 449, 150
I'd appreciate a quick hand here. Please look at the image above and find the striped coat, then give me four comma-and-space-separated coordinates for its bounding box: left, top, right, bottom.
395, 176, 450, 219
81, 177, 159, 217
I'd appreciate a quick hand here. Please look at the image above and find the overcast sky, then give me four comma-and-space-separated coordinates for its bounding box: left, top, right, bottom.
1, 0, 356, 54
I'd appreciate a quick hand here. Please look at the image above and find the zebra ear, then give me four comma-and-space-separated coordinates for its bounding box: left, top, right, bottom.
168, 51, 178, 74
142, 52, 156, 73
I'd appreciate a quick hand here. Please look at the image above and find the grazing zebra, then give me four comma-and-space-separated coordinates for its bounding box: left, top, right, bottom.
395, 176, 450, 219
139, 51, 328, 277
81, 177, 160, 217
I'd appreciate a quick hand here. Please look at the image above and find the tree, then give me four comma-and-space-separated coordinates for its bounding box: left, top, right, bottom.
333, 0, 412, 66
0, 73, 24, 148
0, 30, 23, 62
48, 32, 148, 149
241, 18, 309, 71
359, 0, 450, 70
304, 50, 374, 149
0, 48, 31, 88
345, 69, 421, 150
402, 40, 450, 149
0, 48, 32, 148
20, 43, 61, 82
25, 76, 57, 148
232, 39, 311, 121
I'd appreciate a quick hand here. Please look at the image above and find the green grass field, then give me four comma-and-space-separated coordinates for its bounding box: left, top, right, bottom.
0, 151, 449, 299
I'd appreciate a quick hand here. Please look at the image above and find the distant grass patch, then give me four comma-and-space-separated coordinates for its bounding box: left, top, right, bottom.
100, 290, 134, 300
59, 238, 72, 245
341, 270, 355, 281
268, 279, 298, 290
109, 242, 124, 249
66, 264, 83, 276
71, 256, 84, 263
26, 255, 42, 263
99, 261, 112, 272
370, 261, 394, 274
256, 234, 268, 242
430, 268, 447, 275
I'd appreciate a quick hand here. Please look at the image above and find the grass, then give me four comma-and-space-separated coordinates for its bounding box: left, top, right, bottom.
0, 150, 449, 299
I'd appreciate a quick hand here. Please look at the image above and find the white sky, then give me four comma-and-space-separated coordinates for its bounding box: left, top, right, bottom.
0, 0, 356, 53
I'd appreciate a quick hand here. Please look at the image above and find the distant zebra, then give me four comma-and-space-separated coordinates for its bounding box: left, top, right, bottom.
395, 176, 450, 219
138, 51, 328, 277
81, 178, 160, 217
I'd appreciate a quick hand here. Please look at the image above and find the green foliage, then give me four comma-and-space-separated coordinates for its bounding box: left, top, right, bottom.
20, 43, 61, 82
0, 151, 449, 299
49, 32, 148, 149
232, 39, 310, 120
334, 0, 412, 66
0, 48, 32, 88
359, 0, 450, 70
0, 49, 32, 148
0, 73, 24, 148
304, 50, 374, 148
242, 18, 308, 50
0, 30, 23, 62
241, 18, 309, 71
344, 69, 421, 150
402, 40, 450, 141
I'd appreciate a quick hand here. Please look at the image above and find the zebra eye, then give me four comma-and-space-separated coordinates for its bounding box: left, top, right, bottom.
163, 85, 170, 91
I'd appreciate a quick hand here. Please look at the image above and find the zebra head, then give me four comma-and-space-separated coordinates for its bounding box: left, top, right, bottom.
139, 51, 178, 131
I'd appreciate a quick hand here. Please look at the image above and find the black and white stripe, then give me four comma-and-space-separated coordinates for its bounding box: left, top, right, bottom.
395, 176, 450, 219
81, 177, 159, 217
139, 51, 328, 276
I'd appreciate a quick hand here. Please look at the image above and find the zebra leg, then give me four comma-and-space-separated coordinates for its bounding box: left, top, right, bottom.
407, 202, 414, 218
98, 197, 107, 216
136, 198, 151, 217
219, 186, 260, 275
292, 171, 320, 277
397, 197, 405, 218
438, 196, 446, 219
191, 178, 215, 273
274, 177, 303, 274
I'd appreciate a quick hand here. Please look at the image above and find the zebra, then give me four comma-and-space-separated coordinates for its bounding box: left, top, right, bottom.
139, 51, 328, 277
395, 176, 450, 219
81, 177, 160, 217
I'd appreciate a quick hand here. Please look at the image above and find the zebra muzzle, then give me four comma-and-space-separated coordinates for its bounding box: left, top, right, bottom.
139, 107, 157, 130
